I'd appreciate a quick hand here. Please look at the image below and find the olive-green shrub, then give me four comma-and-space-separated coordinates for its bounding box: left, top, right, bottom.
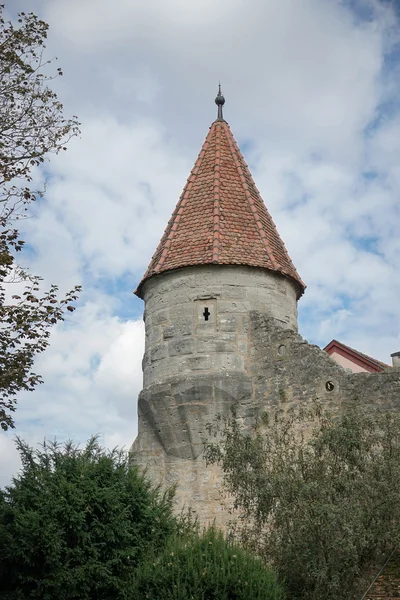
131, 527, 285, 600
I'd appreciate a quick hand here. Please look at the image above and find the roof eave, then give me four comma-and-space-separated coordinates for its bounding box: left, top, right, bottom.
134, 263, 305, 301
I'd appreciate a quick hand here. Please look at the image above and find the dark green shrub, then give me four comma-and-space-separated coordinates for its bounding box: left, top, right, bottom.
131, 527, 285, 599
0, 437, 177, 600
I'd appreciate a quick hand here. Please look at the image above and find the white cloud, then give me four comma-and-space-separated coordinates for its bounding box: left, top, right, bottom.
21, 115, 190, 282
0, 300, 145, 487
110, 64, 162, 105
0, 436, 21, 488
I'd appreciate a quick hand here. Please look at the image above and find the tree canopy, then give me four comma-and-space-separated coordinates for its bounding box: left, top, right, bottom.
0, 437, 178, 599
0, 6, 80, 430
0, 436, 285, 600
205, 405, 400, 600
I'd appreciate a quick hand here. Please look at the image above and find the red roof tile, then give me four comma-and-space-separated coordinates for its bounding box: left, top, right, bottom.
135, 119, 305, 298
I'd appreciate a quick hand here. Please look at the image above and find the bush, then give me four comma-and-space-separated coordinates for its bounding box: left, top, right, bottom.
131, 527, 285, 600
205, 405, 400, 600
0, 436, 178, 600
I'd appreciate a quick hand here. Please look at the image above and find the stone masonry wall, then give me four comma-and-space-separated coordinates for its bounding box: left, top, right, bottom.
132, 288, 400, 526
249, 312, 400, 417
132, 265, 299, 525
141, 264, 299, 389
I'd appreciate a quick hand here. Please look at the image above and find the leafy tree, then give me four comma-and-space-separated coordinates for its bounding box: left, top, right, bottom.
205, 405, 400, 600
0, 6, 81, 430
0, 437, 179, 600
132, 527, 285, 600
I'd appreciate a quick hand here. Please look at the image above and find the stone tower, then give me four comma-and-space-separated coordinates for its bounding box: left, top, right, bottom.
131, 89, 306, 522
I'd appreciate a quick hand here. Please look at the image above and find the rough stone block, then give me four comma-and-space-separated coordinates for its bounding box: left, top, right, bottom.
213, 374, 253, 404
169, 338, 195, 356
158, 273, 196, 293
196, 322, 216, 335
186, 356, 211, 370
196, 333, 236, 354
146, 325, 162, 345
217, 315, 239, 332
191, 286, 245, 300
195, 266, 256, 286
163, 322, 192, 339
218, 300, 251, 314
190, 288, 221, 300
237, 336, 248, 354
150, 344, 168, 362
152, 308, 170, 325
212, 353, 245, 372
174, 382, 214, 405
169, 305, 193, 322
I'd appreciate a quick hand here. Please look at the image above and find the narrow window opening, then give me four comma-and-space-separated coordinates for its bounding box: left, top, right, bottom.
203, 307, 210, 321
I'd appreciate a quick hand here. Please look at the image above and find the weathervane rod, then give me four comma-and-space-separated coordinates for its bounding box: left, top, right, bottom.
215, 83, 225, 120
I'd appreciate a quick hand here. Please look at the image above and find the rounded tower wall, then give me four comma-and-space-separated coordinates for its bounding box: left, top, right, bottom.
142, 264, 298, 389
132, 96, 305, 525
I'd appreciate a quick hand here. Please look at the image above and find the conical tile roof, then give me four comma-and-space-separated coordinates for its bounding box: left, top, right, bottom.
136, 118, 305, 299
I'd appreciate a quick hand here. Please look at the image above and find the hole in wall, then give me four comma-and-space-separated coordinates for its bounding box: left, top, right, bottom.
203, 307, 210, 321
195, 298, 216, 330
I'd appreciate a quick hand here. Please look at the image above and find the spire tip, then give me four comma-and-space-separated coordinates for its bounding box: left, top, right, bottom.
215, 84, 225, 120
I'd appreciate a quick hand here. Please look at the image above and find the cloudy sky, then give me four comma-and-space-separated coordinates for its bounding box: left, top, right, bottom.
1, 0, 400, 484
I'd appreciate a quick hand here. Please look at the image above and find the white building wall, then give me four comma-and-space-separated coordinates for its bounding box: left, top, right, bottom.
329, 351, 370, 373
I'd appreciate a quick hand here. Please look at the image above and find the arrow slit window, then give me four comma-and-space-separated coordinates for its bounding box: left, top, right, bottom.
195, 299, 216, 331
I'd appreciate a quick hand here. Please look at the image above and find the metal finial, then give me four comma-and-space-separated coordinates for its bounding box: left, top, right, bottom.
215, 83, 225, 120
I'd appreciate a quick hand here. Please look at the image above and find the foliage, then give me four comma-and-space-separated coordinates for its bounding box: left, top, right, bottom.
0, 5, 81, 429
0, 436, 178, 600
0, 5, 79, 218
131, 527, 285, 600
205, 405, 400, 600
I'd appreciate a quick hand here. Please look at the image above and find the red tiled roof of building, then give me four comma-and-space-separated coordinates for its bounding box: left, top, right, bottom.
135, 118, 305, 299
324, 339, 391, 373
